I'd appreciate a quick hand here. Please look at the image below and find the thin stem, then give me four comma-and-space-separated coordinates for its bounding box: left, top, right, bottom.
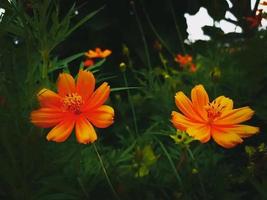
40, 50, 50, 85
93, 143, 120, 200
156, 138, 183, 187
186, 146, 207, 199
130, 1, 152, 86
140, 0, 174, 56
122, 72, 139, 136
159, 52, 168, 72
169, 0, 186, 54
77, 177, 89, 199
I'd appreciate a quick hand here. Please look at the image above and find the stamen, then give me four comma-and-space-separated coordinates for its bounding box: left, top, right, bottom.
62, 93, 84, 114
204, 100, 225, 121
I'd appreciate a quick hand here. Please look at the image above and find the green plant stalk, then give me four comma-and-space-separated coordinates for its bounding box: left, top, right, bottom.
77, 177, 89, 198
156, 138, 183, 187
169, 0, 186, 54
159, 52, 169, 72
93, 143, 120, 200
186, 146, 207, 199
140, 0, 174, 56
40, 50, 50, 84
122, 72, 139, 136
130, 1, 152, 87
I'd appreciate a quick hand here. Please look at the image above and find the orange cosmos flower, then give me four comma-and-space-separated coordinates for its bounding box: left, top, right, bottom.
175, 54, 197, 72
85, 48, 112, 59
175, 54, 192, 66
31, 70, 114, 144
83, 59, 94, 68
189, 63, 197, 72
171, 85, 259, 148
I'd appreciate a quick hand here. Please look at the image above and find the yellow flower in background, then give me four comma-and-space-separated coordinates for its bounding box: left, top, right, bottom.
171, 84, 259, 148
31, 70, 114, 144
85, 48, 112, 59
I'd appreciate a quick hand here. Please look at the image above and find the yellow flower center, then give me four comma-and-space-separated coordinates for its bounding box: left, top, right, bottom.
205, 100, 226, 121
62, 93, 84, 114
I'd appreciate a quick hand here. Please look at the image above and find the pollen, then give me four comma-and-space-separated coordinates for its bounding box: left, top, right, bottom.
205, 100, 226, 121
62, 93, 84, 114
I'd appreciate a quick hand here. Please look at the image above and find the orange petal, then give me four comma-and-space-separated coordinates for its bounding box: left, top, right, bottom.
212, 128, 243, 148
31, 108, 64, 128
86, 105, 114, 128
46, 119, 75, 142
37, 88, 62, 108
83, 59, 94, 67
75, 115, 97, 144
214, 106, 254, 125
186, 125, 211, 143
175, 91, 203, 122
191, 84, 209, 120
76, 70, 95, 101
213, 96, 233, 110
86, 50, 98, 58
82, 82, 110, 111
57, 73, 76, 96
171, 111, 201, 131
224, 125, 259, 138
102, 49, 112, 58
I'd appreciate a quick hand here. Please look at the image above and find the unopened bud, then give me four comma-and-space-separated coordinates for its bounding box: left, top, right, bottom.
119, 62, 127, 72
210, 67, 221, 82
122, 44, 129, 57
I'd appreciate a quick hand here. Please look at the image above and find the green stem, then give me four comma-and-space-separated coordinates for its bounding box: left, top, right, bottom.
140, 0, 174, 56
169, 0, 186, 54
40, 50, 50, 85
122, 72, 138, 136
156, 138, 183, 187
130, 1, 152, 87
77, 177, 89, 198
93, 143, 120, 200
186, 146, 207, 199
159, 52, 168, 72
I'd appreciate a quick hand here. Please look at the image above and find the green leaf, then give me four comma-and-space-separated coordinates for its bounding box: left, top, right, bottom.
111, 87, 140, 92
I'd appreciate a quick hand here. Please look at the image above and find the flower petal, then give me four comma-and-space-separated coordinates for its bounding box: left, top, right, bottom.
186, 125, 211, 143
213, 96, 233, 110
37, 88, 62, 108
175, 91, 203, 122
191, 84, 209, 120
85, 50, 98, 58
212, 128, 243, 148
224, 125, 259, 138
102, 49, 112, 58
82, 82, 110, 111
75, 115, 97, 144
76, 70, 95, 101
171, 111, 201, 131
214, 106, 254, 125
46, 119, 75, 142
31, 108, 64, 128
86, 105, 114, 128
57, 73, 76, 96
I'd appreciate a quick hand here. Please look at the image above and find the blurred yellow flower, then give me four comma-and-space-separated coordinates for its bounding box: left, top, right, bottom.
171, 84, 259, 148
